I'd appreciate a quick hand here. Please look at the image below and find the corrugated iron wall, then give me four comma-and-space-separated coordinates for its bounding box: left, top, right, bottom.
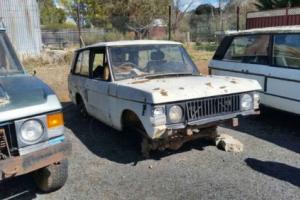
246, 7, 300, 29
0, 0, 42, 55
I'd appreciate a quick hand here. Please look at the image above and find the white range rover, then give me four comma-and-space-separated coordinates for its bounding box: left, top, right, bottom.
68, 40, 261, 156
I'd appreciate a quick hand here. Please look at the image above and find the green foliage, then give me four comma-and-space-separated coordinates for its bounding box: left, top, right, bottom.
255, 0, 298, 10
39, 0, 67, 25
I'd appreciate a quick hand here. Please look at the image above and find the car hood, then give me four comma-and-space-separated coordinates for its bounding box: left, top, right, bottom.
0, 75, 61, 122
116, 75, 262, 104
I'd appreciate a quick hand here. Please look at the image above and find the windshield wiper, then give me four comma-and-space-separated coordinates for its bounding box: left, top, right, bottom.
143, 73, 200, 79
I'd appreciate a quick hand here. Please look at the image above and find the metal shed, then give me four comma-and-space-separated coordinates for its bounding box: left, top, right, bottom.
0, 0, 42, 55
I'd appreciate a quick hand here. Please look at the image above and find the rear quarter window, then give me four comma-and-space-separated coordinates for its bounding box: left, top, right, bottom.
223, 35, 270, 65
273, 34, 300, 69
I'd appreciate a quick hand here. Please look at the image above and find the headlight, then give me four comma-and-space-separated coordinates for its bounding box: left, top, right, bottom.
168, 105, 183, 123
151, 106, 166, 126
20, 119, 44, 144
241, 94, 253, 111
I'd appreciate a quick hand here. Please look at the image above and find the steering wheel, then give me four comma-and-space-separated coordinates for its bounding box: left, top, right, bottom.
119, 62, 139, 69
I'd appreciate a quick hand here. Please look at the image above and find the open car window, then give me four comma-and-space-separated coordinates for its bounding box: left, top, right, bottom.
223, 35, 270, 65
0, 33, 24, 76
108, 44, 198, 81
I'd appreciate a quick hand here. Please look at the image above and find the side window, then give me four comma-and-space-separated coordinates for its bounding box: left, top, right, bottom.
74, 50, 90, 76
91, 48, 110, 81
273, 34, 300, 69
223, 35, 270, 65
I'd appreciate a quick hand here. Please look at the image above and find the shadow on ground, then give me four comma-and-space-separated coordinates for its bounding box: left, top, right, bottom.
245, 158, 300, 187
0, 174, 37, 200
232, 107, 300, 154
63, 103, 211, 165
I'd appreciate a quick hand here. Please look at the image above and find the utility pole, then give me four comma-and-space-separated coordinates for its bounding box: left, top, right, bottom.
168, 5, 172, 40
76, 0, 82, 47
236, 6, 240, 31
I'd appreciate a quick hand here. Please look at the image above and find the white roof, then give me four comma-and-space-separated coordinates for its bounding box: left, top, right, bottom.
80, 40, 182, 50
227, 26, 300, 36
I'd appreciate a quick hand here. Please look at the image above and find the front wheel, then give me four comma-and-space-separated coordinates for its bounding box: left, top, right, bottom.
33, 159, 68, 193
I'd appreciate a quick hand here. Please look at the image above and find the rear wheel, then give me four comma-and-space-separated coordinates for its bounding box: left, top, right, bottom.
33, 159, 68, 193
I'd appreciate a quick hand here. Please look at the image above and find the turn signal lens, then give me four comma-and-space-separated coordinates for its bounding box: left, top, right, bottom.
47, 113, 64, 129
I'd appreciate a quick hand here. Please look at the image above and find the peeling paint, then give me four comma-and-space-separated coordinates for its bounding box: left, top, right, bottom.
160, 89, 168, 96
131, 79, 151, 84
206, 82, 213, 87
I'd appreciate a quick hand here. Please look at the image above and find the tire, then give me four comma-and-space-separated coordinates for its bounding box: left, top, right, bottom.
33, 159, 68, 193
77, 97, 89, 119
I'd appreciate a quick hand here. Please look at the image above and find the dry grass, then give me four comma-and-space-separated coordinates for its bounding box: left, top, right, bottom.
21, 46, 213, 102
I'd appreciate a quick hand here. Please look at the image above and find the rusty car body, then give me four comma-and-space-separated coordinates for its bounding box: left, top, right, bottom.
0, 26, 70, 192
68, 40, 261, 156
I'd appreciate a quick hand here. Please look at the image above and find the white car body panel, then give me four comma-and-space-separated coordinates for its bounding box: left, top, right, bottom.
69, 41, 262, 139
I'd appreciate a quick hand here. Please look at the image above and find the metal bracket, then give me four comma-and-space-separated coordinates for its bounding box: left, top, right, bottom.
0, 18, 6, 30
0, 129, 11, 159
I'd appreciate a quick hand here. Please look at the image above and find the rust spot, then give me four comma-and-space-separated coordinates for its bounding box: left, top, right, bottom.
179, 87, 184, 90
153, 88, 160, 91
131, 79, 151, 84
206, 82, 213, 88
220, 86, 226, 89
160, 89, 168, 96
230, 80, 237, 84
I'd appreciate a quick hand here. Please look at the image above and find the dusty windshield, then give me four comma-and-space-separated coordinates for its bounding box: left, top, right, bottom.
0, 32, 24, 76
108, 44, 198, 80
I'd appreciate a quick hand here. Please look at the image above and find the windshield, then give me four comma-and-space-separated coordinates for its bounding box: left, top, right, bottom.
108, 44, 199, 80
0, 32, 24, 76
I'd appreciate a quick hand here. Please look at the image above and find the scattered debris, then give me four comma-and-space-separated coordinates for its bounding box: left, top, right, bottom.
148, 165, 153, 169
205, 82, 213, 88
160, 89, 168, 96
215, 134, 244, 153
131, 79, 151, 84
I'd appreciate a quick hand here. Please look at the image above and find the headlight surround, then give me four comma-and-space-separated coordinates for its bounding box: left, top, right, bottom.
19, 119, 44, 144
151, 106, 166, 126
240, 93, 253, 111
168, 105, 183, 123
253, 92, 260, 110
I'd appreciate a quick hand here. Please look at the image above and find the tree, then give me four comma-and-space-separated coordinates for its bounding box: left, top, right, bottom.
39, 0, 67, 25
108, 0, 169, 38
172, 0, 194, 34
61, 0, 109, 28
255, 0, 299, 10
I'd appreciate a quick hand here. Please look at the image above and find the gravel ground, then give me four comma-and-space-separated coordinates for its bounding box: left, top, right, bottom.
1, 105, 300, 200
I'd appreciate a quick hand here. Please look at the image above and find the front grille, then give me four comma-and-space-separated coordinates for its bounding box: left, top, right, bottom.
186, 94, 241, 122
0, 123, 18, 159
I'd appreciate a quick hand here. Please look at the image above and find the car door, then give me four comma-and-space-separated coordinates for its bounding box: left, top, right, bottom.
68, 49, 90, 108
84, 47, 112, 125
266, 33, 300, 114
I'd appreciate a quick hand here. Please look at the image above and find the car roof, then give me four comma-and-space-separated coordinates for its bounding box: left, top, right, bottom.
77, 40, 182, 51
226, 25, 300, 36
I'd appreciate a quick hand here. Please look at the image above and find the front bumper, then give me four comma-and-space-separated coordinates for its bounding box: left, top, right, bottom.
0, 140, 71, 180
152, 110, 259, 139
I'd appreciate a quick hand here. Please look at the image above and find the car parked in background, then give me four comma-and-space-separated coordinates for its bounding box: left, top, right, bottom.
0, 27, 70, 192
68, 40, 261, 157
209, 26, 300, 115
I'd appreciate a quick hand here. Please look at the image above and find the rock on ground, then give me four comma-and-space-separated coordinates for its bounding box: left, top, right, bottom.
215, 134, 244, 153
